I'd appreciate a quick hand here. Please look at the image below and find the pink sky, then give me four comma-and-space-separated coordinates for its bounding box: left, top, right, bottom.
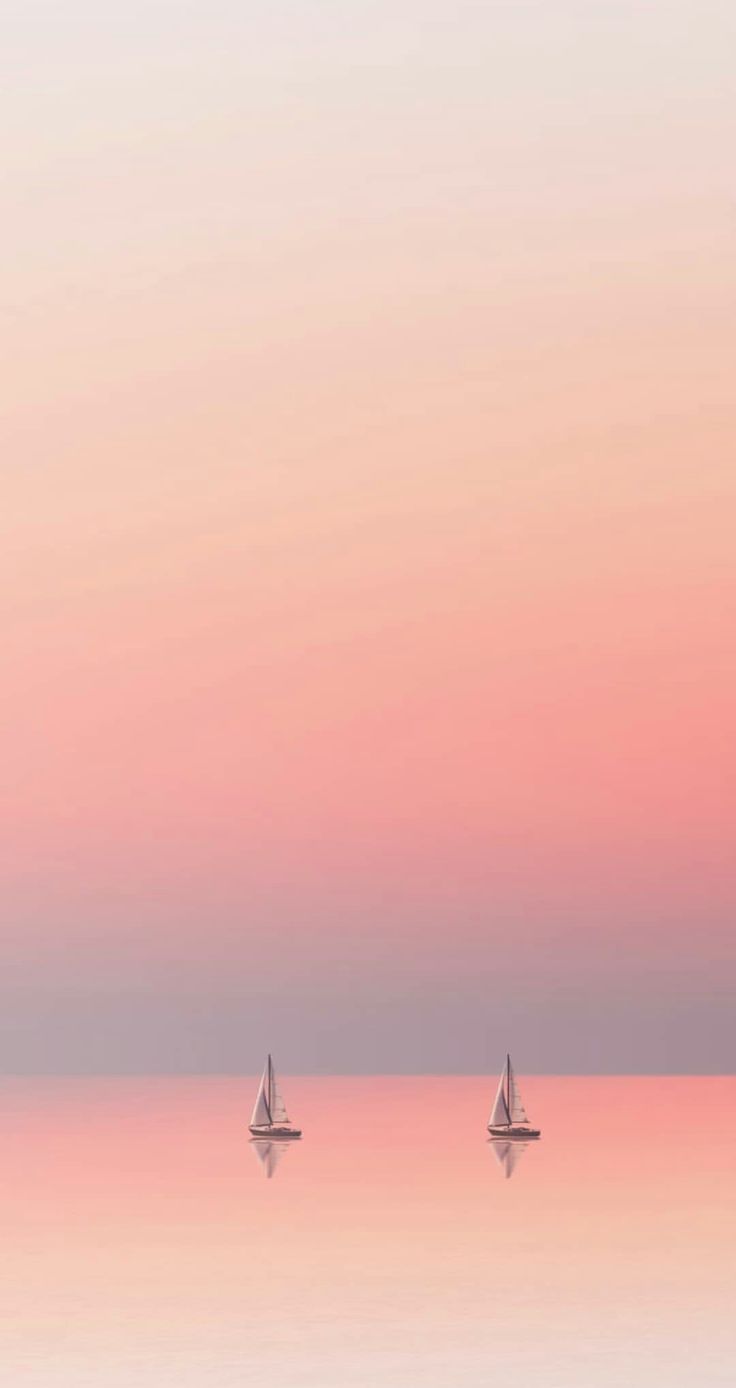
2, 1, 734, 1070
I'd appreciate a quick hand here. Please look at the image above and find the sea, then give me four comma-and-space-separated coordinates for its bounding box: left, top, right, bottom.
1, 1076, 734, 1386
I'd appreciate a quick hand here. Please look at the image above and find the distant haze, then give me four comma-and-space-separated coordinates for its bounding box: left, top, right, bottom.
2, 1, 734, 1073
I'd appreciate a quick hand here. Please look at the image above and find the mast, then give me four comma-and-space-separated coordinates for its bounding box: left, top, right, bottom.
506, 1053, 511, 1125
267, 1054, 273, 1121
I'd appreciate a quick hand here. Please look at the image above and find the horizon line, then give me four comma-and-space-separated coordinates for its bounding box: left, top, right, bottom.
1, 1070, 734, 1079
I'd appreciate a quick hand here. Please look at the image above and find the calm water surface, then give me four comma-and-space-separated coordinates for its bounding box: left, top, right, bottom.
1, 1077, 734, 1386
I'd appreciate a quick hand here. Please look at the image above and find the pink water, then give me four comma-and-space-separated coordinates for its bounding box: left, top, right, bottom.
1, 1077, 734, 1385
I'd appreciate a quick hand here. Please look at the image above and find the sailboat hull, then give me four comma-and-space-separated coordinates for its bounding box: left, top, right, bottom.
487, 1126, 540, 1139
249, 1125, 302, 1140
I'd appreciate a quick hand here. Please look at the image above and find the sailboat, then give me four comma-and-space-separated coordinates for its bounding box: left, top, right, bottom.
249, 1054, 302, 1139
487, 1053, 540, 1138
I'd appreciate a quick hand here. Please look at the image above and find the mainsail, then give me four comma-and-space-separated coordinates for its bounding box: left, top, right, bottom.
507, 1057, 529, 1125
269, 1058, 290, 1125
489, 1054, 531, 1129
250, 1054, 291, 1129
250, 1059, 272, 1127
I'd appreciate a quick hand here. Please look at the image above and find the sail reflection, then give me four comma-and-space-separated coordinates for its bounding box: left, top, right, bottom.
250, 1138, 291, 1180
488, 1138, 531, 1180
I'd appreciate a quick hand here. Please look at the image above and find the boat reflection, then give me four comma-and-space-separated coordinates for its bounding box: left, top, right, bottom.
488, 1137, 531, 1180
250, 1138, 293, 1180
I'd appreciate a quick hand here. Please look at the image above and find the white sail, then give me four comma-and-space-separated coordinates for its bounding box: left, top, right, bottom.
250, 1060, 272, 1127
489, 1069, 510, 1127
507, 1058, 529, 1125
269, 1060, 290, 1125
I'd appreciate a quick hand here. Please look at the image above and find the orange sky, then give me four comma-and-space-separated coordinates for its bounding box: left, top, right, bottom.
2, 1, 734, 1071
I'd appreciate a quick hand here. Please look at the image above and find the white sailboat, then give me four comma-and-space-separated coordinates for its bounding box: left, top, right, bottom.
487, 1053, 540, 1138
249, 1054, 302, 1139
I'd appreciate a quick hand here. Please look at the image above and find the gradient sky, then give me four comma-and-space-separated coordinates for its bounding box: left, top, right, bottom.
2, 1, 735, 1071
